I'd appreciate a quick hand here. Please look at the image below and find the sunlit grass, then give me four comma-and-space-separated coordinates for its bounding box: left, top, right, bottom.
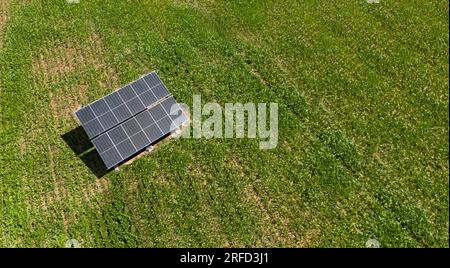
0, 0, 448, 247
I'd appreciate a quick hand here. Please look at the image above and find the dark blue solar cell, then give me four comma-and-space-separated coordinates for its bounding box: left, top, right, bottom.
92, 134, 114, 153
118, 85, 137, 101
152, 84, 170, 99
76, 107, 95, 124
122, 119, 141, 136
112, 104, 132, 122
144, 124, 164, 142
160, 97, 179, 114
116, 139, 136, 159
125, 97, 145, 115
84, 119, 103, 138
104, 92, 123, 109
135, 111, 155, 128
90, 99, 109, 116
157, 116, 175, 134
143, 72, 161, 88
131, 79, 149, 95
98, 111, 118, 131
138, 90, 158, 107
149, 105, 166, 122
108, 125, 128, 144
101, 148, 122, 169
130, 131, 150, 150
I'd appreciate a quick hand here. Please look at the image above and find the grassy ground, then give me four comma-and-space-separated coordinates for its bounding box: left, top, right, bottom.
0, 0, 448, 247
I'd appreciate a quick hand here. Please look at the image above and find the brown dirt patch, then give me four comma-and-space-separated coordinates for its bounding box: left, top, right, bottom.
32, 34, 116, 83
0, 0, 11, 50
32, 33, 119, 128
81, 178, 111, 210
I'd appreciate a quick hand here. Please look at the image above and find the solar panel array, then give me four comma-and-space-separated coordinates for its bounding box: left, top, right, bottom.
75, 72, 188, 169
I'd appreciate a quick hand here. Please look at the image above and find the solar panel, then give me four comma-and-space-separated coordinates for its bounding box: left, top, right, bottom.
74, 71, 187, 169
75, 71, 170, 139
91, 96, 188, 169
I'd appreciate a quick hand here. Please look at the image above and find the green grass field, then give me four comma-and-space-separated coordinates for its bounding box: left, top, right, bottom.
0, 0, 448, 247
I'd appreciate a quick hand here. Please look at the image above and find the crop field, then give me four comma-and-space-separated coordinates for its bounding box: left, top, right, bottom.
0, 0, 448, 248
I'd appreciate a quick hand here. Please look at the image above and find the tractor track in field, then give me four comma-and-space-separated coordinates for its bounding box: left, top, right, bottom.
0, 0, 10, 247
